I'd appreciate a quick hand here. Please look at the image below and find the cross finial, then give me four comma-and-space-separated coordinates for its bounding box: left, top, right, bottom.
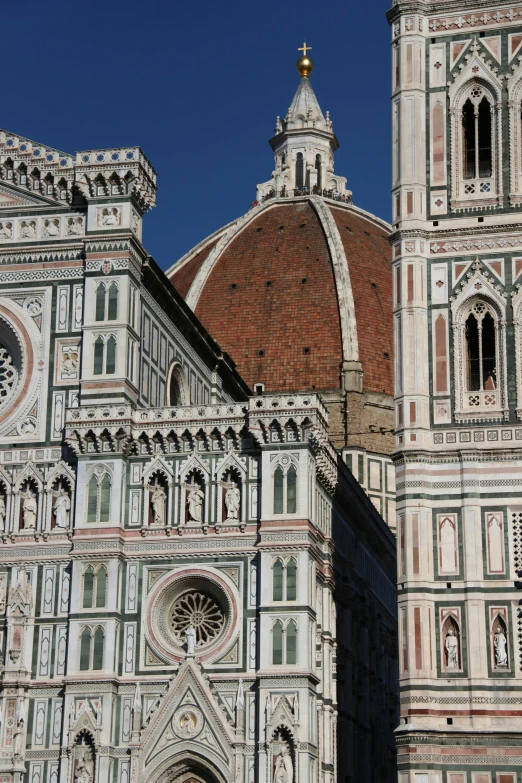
298, 42, 312, 57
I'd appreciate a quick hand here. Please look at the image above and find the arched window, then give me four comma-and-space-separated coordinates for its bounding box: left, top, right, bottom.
286, 620, 297, 665
93, 337, 104, 375
462, 95, 492, 180
287, 466, 297, 513
286, 559, 297, 601
87, 475, 99, 523
274, 467, 284, 514
273, 559, 284, 601
167, 362, 187, 406
100, 475, 111, 522
454, 295, 506, 417
93, 335, 117, 376
315, 154, 322, 189
273, 461, 298, 515
105, 336, 116, 374
95, 282, 118, 321
86, 471, 112, 524
465, 304, 496, 391
295, 153, 304, 189
83, 567, 95, 608
92, 627, 104, 670
95, 284, 106, 321
95, 566, 107, 608
107, 283, 118, 320
79, 627, 91, 671
272, 620, 283, 665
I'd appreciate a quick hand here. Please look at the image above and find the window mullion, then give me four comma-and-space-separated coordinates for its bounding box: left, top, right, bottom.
90, 629, 94, 670
282, 627, 286, 665
474, 107, 479, 180
478, 320, 484, 390
283, 564, 287, 602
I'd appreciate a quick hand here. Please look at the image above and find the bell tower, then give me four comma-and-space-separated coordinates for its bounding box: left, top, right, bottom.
388, 0, 522, 781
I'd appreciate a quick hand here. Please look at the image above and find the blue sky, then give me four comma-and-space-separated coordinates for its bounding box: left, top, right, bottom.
3, 0, 391, 269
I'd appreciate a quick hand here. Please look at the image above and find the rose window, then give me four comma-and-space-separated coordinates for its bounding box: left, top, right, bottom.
0, 345, 18, 403
169, 590, 225, 648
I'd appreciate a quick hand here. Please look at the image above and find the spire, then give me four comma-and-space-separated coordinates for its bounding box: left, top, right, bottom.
256, 45, 350, 202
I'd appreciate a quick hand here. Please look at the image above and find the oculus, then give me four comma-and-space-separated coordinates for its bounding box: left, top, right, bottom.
0, 316, 24, 413
169, 590, 225, 649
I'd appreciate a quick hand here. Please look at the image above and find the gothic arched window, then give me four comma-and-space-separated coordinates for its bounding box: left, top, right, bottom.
93, 335, 117, 376
453, 295, 506, 418
93, 336, 104, 375
273, 559, 284, 601
95, 566, 107, 608
79, 627, 91, 671
272, 620, 283, 664
93, 627, 104, 670
95, 282, 118, 321
82, 567, 94, 608
286, 558, 297, 601
286, 620, 297, 665
272, 460, 299, 515
86, 471, 112, 524
452, 80, 499, 208
315, 154, 322, 189
465, 304, 496, 392
167, 362, 188, 406
295, 152, 304, 189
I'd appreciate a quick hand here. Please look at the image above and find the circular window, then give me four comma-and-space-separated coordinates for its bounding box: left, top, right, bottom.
147, 570, 238, 663
0, 346, 18, 402
0, 317, 23, 412
169, 589, 225, 648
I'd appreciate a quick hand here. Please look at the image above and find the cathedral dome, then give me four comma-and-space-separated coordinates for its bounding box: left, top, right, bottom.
167, 57, 393, 453
168, 195, 392, 397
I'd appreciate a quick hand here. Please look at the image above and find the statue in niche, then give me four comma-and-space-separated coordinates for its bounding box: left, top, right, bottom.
225, 482, 240, 520
13, 718, 24, 757
74, 737, 94, 783
20, 487, 37, 529
185, 624, 196, 656
273, 747, 293, 783
494, 626, 508, 667
150, 480, 166, 525
0, 493, 6, 532
52, 486, 70, 529
187, 481, 204, 523
75, 754, 93, 783
445, 628, 459, 669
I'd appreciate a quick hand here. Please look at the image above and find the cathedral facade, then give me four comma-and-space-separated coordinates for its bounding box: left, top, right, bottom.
388, 0, 522, 780
0, 60, 398, 783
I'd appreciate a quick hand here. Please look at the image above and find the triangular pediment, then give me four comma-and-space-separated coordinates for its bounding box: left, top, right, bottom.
451, 261, 507, 316
449, 40, 502, 99
140, 660, 234, 779
0, 182, 60, 208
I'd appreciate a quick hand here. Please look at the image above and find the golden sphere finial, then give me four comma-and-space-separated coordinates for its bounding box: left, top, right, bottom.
296, 42, 313, 77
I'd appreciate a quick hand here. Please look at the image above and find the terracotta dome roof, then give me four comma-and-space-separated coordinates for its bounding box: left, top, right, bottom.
167, 196, 392, 397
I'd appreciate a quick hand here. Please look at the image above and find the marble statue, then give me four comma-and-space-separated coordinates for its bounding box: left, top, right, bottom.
20, 488, 37, 529
0, 494, 5, 532
445, 628, 458, 669
75, 756, 93, 783
187, 485, 204, 523
494, 627, 508, 667
53, 487, 70, 529
185, 624, 196, 655
151, 482, 166, 525
273, 747, 293, 783
13, 719, 23, 757
225, 483, 240, 520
